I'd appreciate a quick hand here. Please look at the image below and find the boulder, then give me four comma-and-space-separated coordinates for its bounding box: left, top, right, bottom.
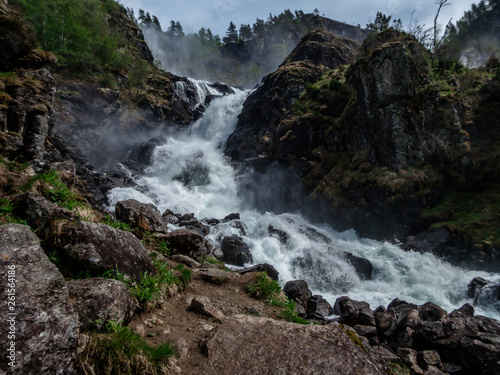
198, 268, 237, 285
307, 295, 333, 318
343, 252, 373, 280
334, 296, 373, 326
45, 220, 155, 281
220, 234, 252, 266
418, 350, 443, 371
199, 315, 386, 375
12, 192, 79, 230
449, 303, 475, 318
67, 277, 138, 331
160, 228, 213, 259
283, 280, 313, 309
237, 263, 280, 281
0, 224, 79, 374
190, 296, 225, 321
115, 199, 168, 234
171, 254, 201, 269
419, 302, 448, 322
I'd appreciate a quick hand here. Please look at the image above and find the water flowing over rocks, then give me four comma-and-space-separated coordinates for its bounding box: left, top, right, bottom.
0, 224, 79, 375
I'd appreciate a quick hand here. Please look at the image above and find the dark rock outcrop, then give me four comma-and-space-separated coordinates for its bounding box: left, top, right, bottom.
0, 224, 79, 374
160, 228, 213, 259
115, 199, 168, 234
283, 280, 313, 310
67, 277, 138, 331
45, 220, 155, 281
220, 234, 252, 266
199, 314, 386, 375
225, 30, 360, 166
12, 192, 79, 230
335, 295, 500, 375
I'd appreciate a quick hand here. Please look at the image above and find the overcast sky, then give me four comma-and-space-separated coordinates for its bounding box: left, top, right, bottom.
117, 0, 477, 37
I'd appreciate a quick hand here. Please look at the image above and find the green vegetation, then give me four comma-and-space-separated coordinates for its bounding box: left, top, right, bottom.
100, 260, 190, 308
421, 187, 500, 249
339, 324, 368, 354
245, 272, 311, 325
103, 214, 131, 232
10, 0, 134, 73
0, 197, 28, 225
76, 319, 176, 375
23, 170, 85, 211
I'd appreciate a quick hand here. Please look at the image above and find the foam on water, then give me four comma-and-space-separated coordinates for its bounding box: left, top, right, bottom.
108, 80, 500, 320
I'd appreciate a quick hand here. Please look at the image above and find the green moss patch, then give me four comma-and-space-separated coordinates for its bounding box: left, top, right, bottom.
421, 186, 500, 249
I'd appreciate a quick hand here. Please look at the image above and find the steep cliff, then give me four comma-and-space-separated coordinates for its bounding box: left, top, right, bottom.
225, 29, 500, 269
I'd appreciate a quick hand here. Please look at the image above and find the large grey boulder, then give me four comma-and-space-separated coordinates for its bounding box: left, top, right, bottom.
199, 314, 386, 374
115, 199, 168, 234
45, 220, 155, 281
160, 228, 213, 259
0, 224, 79, 374
67, 277, 138, 331
12, 192, 79, 230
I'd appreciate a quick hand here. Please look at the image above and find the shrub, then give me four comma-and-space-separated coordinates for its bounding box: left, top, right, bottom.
245, 271, 283, 306
103, 214, 131, 232
23, 170, 84, 211
76, 321, 176, 374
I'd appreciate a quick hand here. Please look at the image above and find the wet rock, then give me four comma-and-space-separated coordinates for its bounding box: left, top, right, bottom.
124, 135, 167, 172
0, 224, 79, 374
190, 296, 225, 321
12, 192, 79, 230
343, 252, 373, 280
160, 229, 213, 259
115, 199, 168, 234
162, 209, 180, 225
67, 277, 138, 331
419, 302, 448, 322
45, 220, 155, 281
236, 263, 279, 281
307, 295, 333, 318
224, 213, 240, 221
173, 158, 210, 187
199, 314, 386, 375
220, 234, 252, 266
449, 303, 475, 318
267, 225, 289, 243
284, 280, 313, 309
334, 296, 372, 326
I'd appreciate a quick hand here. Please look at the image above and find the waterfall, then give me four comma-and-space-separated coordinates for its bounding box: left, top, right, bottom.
108, 80, 500, 320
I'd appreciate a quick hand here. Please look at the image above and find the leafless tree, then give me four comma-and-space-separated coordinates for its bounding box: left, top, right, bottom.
434, 0, 452, 51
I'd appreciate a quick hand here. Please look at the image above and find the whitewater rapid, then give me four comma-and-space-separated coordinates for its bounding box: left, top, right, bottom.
108, 81, 500, 320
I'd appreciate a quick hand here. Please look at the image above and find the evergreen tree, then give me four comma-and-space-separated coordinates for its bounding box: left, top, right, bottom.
253, 18, 266, 38
366, 12, 392, 32
223, 21, 238, 44
239, 24, 253, 42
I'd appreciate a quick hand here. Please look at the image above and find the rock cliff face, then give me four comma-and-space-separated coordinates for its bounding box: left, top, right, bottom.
225, 29, 500, 269
225, 31, 361, 165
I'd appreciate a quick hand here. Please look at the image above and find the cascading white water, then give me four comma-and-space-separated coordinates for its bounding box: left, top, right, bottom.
108, 81, 500, 320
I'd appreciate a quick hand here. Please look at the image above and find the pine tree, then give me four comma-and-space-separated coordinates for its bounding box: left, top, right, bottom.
222, 21, 238, 44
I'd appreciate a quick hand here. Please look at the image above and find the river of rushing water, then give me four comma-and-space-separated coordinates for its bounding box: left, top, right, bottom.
108, 81, 500, 320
